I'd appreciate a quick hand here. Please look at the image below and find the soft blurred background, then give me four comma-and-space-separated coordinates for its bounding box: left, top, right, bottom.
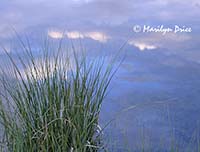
0, 0, 200, 151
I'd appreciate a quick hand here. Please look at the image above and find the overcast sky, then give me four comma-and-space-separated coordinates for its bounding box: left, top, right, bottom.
0, 0, 199, 54
0, 0, 200, 76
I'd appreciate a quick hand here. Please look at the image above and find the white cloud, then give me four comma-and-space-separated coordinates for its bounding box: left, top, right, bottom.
48, 30, 64, 39
48, 30, 110, 43
129, 41, 157, 51
130, 33, 191, 52
66, 31, 84, 39
84, 31, 110, 43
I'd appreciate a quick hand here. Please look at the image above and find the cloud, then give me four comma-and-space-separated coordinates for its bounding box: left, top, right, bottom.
84, 32, 110, 43
48, 30, 110, 43
65, 31, 110, 43
129, 41, 157, 51
130, 33, 191, 52
66, 31, 84, 39
48, 30, 64, 39
0, 0, 199, 63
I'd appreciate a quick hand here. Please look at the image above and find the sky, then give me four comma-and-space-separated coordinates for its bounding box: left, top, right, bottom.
0, 0, 200, 150
0, 0, 199, 63
1, 0, 199, 82
0, 0, 200, 52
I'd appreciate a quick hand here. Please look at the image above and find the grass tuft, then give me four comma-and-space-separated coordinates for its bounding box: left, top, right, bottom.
0, 40, 115, 152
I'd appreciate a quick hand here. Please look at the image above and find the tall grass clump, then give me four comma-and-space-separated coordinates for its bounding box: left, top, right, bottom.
0, 40, 116, 152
